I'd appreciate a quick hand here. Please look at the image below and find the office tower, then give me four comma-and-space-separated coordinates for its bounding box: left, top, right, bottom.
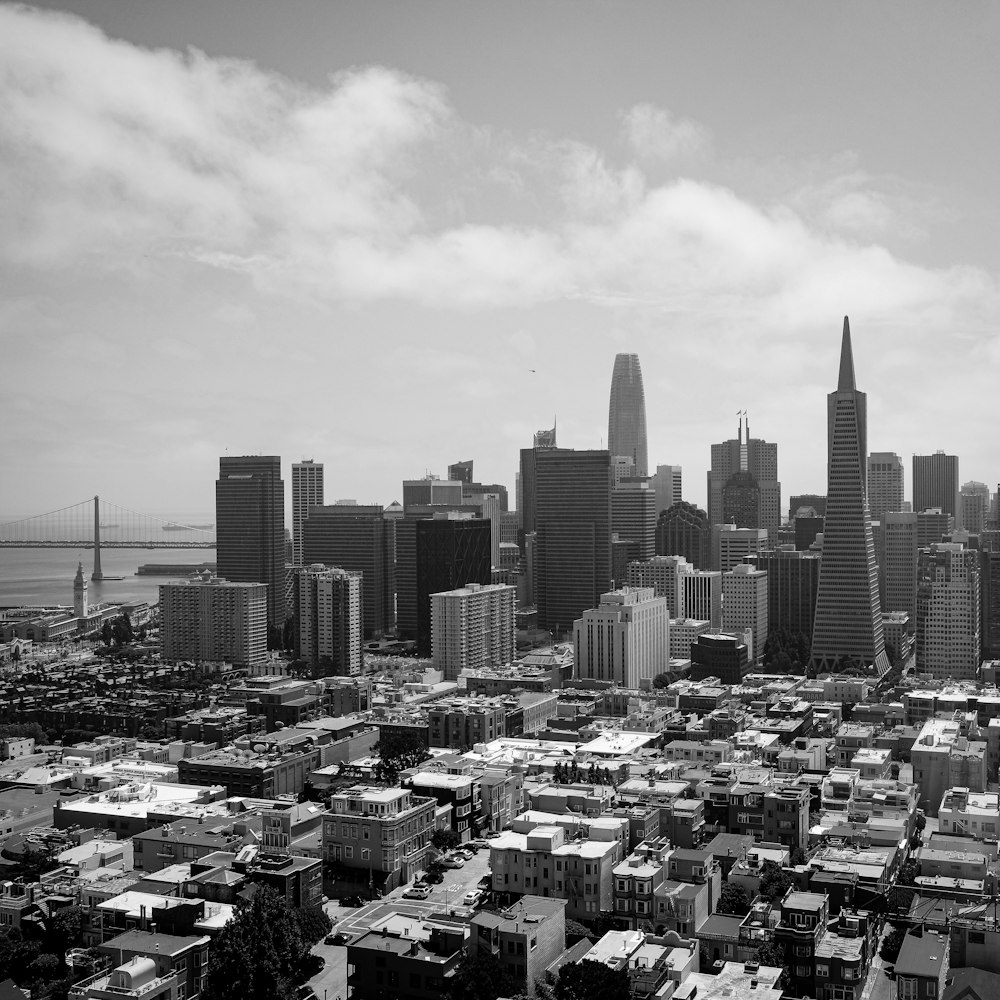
707, 417, 780, 532
722, 564, 768, 663
612, 478, 657, 561
981, 551, 1000, 659
789, 495, 827, 520
867, 452, 904, 521
612, 537, 640, 589
574, 587, 668, 687
961, 481, 991, 535
651, 465, 683, 517
809, 320, 889, 675
684, 570, 722, 628
916, 508, 954, 547
296, 566, 362, 676
669, 618, 712, 659
690, 633, 750, 684
611, 456, 636, 488
430, 582, 516, 681
302, 504, 394, 638
883, 512, 918, 620
395, 513, 492, 656
916, 543, 981, 679
449, 460, 474, 485
655, 502, 711, 569
402, 475, 465, 513
534, 449, 612, 636
216, 455, 285, 634
750, 548, 820, 641
73, 561, 88, 619
627, 555, 693, 618
159, 576, 267, 669
518, 428, 560, 539
608, 353, 648, 476
715, 524, 769, 573
913, 452, 960, 526
793, 514, 824, 551
291, 460, 324, 565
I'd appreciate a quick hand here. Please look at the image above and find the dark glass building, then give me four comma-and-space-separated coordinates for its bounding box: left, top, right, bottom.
302, 504, 394, 639
534, 449, 612, 636
750, 547, 821, 640
655, 501, 711, 569
690, 633, 750, 685
395, 514, 492, 656
721, 470, 761, 528
216, 455, 285, 633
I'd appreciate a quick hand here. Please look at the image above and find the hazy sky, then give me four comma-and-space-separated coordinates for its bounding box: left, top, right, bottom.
2, 1, 998, 520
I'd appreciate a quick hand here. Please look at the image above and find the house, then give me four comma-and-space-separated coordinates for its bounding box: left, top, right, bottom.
895, 929, 950, 1000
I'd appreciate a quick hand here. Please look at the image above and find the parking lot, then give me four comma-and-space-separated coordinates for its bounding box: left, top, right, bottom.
306, 846, 493, 1000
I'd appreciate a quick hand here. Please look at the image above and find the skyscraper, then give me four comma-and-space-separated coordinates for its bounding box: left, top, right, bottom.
291, 460, 324, 565
608, 353, 648, 477
216, 456, 285, 634
809, 319, 889, 675
722, 564, 768, 664
430, 582, 516, 681
707, 418, 780, 534
916, 542, 980, 679
612, 478, 657, 561
296, 565, 362, 676
651, 465, 683, 517
913, 452, 960, 526
535, 449, 612, 636
883, 512, 918, 620
655, 502, 710, 569
867, 452, 904, 521
960, 481, 991, 535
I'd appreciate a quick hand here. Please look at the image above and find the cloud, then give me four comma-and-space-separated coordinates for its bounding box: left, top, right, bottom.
621, 102, 712, 162
0, 4, 996, 337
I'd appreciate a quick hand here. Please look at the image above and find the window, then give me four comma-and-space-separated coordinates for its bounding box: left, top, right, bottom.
816, 966, 829, 978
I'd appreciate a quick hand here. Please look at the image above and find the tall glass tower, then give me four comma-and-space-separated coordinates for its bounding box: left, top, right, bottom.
810, 319, 890, 675
608, 353, 648, 477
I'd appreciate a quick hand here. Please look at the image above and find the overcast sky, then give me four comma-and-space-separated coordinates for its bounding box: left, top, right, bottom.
2, 1, 998, 520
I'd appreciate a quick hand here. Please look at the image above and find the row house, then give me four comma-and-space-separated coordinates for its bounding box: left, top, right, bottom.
612, 838, 673, 930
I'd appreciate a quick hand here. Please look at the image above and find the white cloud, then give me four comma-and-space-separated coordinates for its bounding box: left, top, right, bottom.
621, 102, 711, 162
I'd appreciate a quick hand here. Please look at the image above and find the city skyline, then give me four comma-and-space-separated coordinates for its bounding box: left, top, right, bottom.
3, 2, 1000, 518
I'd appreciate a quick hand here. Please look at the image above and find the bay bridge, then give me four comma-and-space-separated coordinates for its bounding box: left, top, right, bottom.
0, 497, 216, 580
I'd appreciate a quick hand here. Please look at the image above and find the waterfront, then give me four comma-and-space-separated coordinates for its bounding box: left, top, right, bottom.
0, 545, 218, 608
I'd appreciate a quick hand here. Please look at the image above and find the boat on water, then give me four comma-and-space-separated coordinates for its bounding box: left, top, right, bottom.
162, 523, 214, 531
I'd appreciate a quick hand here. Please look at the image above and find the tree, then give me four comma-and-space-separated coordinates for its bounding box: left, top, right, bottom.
564, 920, 591, 946
880, 925, 908, 963
753, 940, 786, 969
432, 829, 460, 852
758, 861, 796, 905
203, 886, 307, 1000
716, 881, 751, 916
47, 905, 83, 954
294, 905, 332, 947
554, 959, 630, 1000
373, 730, 430, 785
450, 950, 516, 1000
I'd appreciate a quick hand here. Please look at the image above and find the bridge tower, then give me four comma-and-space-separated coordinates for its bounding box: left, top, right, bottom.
92, 495, 103, 581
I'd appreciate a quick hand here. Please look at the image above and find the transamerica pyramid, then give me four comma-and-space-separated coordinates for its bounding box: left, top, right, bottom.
809, 318, 890, 676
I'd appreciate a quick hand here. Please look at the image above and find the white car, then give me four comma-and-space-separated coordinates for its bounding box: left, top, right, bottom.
463, 889, 485, 907
440, 857, 465, 869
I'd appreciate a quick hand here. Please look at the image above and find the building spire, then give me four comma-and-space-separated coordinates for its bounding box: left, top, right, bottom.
838, 316, 856, 392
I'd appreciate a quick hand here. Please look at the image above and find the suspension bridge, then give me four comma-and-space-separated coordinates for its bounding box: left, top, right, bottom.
0, 497, 216, 579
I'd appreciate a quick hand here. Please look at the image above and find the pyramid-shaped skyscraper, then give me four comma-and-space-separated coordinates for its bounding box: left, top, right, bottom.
810, 318, 890, 675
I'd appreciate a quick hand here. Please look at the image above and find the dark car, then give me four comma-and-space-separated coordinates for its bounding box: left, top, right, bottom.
325, 932, 352, 946
340, 895, 364, 907
425, 871, 445, 884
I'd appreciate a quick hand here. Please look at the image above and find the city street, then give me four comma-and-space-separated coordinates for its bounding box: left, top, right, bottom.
307, 848, 493, 999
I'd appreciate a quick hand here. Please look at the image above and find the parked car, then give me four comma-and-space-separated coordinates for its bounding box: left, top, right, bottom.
454, 850, 474, 861
485, 831, 500, 838
340, 895, 364, 907
462, 889, 485, 907
325, 932, 352, 946
424, 871, 445, 884
403, 885, 432, 900
468, 839, 490, 849
441, 857, 465, 869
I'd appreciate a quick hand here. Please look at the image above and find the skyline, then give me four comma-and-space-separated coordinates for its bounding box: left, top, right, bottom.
3, 2, 1000, 518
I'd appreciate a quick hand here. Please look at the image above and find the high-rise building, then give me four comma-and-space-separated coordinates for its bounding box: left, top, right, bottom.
789, 495, 827, 520
396, 513, 492, 656
573, 587, 668, 687
448, 460, 474, 485
291, 460, 324, 565
216, 455, 285, 633
981, 551, 1000, 659
916, 508, 954, 548
809, 319, 889, 675
916, 543, 980, 679
160, 576, 267, 669
430, 582, 516, 681
722, 564, 768, 663
913, 452, 960, 527
707, 418, 780, 532
296, 565, 362, 676
651, 465, 683, 517
749, 547, 820, 642
883, 512, 918, 621
960, 481, 991, 535
402, 475, 465, 513
608, 353, 648, 477
302, 503, 394, 639
534, 449, 612, 636
655, 502, 710, 569
683, 570, 722, 628
867, 452, 904, 522
627, 555, 693, 618
715, 524, 770, 573
518, 430, 560, 538
612, 478, 656, 561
